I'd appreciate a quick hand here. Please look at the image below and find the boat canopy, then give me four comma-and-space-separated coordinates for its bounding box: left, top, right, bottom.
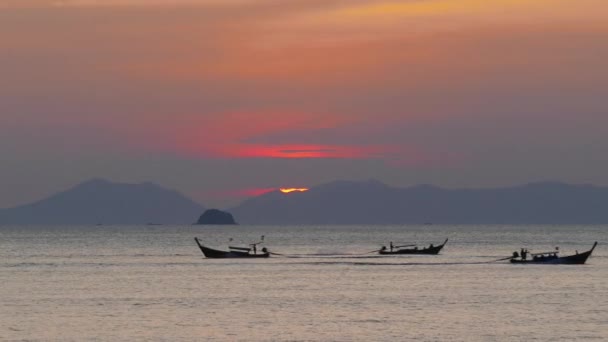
530, 251, 559, 256
229, 246, 251, 252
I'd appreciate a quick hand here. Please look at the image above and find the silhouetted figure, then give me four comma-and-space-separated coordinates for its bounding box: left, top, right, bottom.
381, 246, 387, 251
390, 241, 394, 252
513, 251, 520, 259
253, 244, 257, 254
521, 248, 528, 260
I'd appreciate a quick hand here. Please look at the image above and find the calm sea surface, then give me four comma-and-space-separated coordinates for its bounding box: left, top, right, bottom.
1, 225, 607, 341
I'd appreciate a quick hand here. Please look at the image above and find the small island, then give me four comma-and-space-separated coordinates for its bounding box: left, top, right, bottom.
196, 209, 237, 225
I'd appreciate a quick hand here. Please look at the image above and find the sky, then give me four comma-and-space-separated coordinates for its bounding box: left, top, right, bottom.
1, 0, 607, 208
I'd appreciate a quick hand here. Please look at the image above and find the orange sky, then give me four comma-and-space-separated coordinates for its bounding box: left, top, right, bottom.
1, 0, 607, 207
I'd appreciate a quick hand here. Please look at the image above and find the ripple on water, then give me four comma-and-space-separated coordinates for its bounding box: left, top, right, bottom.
0, 224, 606, 341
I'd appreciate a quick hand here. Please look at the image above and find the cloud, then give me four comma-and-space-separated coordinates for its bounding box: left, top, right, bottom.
1, 0, 607, 208
0, 0, 242, 9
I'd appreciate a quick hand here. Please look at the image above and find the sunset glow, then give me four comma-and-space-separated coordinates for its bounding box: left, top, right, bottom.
226, 144, 386, 159
280, 188, 309, 194
1, 0, 607, 210
1, 0, 607, 331
165, 140, 403, 161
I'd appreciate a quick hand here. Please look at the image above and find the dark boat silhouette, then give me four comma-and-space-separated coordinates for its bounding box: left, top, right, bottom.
194, 237, 269, 258
379, 239, 448, 255
510, 242, 597, 264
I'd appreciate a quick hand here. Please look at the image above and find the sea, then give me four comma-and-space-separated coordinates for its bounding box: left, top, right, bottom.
1, 225, 607, 341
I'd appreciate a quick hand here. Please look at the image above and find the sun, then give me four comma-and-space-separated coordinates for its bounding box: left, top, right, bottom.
279, 188, 309, 194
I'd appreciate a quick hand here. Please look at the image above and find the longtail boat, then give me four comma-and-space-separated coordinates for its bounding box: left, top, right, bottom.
194, 237, 270, 258
379, 238, 448, 255
510, 242, 597, 264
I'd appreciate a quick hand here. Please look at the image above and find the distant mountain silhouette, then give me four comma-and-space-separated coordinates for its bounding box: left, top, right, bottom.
230, 179, 608, 224
0, 179, 204, 225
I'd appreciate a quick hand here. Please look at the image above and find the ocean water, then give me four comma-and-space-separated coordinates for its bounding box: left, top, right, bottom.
1, 225, 607, 341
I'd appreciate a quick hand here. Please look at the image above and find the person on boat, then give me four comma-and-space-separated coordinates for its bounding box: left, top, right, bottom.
521, 248, 528, 260
252, 244, 257, 254
429, 244, 434, 249
390, 241, 394, 252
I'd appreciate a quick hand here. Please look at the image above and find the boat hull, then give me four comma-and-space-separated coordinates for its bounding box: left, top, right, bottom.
194, 238, 269, 258
379, 239, 448, 255
510, 242, 597, 265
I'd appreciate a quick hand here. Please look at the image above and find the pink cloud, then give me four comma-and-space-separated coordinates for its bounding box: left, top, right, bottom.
106, 109, 460, 167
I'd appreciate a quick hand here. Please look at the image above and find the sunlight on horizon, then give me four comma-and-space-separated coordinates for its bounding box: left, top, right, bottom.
279, 188, 309, 194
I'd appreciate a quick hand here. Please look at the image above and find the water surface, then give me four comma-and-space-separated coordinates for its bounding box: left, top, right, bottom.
1, 225, 606, 341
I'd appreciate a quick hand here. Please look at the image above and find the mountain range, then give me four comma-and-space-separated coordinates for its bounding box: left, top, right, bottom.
231, 179, 608, 224
0, 179, 204, 225
2, 178, 608, 225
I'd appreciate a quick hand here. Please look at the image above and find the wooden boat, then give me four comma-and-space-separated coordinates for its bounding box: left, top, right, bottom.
379, 239, 448, 255
510, 242, 597, 264
194, 237, 269, 258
